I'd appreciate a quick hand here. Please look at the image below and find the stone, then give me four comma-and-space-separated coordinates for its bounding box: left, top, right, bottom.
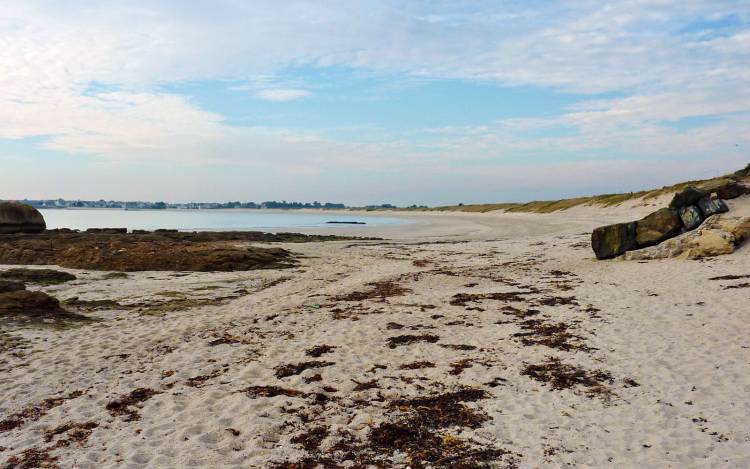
0, 280, 25, 293
734, 163, 750, 178
668, 186, 706, 210
697, 178, 748, 200
678, 205, 703, 231
635, 208, 683, 247
697, 196, 729, 217
0, 290, 64, 316
591, 222, 637, 259
623, 214, 750, 260
0, 202, 46, 234
0, 268, 77, 284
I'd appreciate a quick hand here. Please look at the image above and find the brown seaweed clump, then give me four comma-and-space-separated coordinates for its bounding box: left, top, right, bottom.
272, 388, 518, 468
386, 334, 440, 348
522, 357, 614, 399
334, 281, 412, 302
105, 388, 161, 421
275, 361, 335, 378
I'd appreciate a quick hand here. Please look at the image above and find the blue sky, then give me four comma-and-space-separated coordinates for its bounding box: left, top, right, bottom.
1, 1, 749, 205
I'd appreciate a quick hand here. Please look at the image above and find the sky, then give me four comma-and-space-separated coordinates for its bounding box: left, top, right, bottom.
1, 1, 749, 206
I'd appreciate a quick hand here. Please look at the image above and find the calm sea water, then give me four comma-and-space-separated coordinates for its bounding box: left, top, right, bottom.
39, 209, 410, 231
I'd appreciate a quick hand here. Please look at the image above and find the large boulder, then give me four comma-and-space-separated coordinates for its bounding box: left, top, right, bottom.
698, 178, 748, 200
668, 186, 706, 210
635, 208, 683, 247
678, 205, 703, 231
0, 202, 46, 234
0, 268, 77, 285
0, 280, 25, 293
697, 196, 729, 217
0, 290, 64, 316
591, 222, 637, 259
623, 214, 750, 260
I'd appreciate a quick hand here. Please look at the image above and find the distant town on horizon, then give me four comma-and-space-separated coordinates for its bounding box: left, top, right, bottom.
3, 198, 425, 211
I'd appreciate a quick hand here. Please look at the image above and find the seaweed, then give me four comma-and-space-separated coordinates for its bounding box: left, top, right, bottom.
275, 361, 335, 378
334, 281, 412, 302
305, 345, 336, 357
105, 388, 160, 421
386, 334, 440, 349
522, 357, 614, 399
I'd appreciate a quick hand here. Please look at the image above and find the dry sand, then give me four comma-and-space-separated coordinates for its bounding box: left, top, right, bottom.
1, 198, 749, 468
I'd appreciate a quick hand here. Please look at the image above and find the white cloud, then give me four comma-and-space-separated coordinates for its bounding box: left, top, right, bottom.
0, 1, 748, 202
254, 88, 313, 102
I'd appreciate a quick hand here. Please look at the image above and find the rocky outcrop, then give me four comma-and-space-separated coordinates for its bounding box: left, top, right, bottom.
697, 196, 728, 217
593, 171, 750, 260
698, 178, 748, 200
669, 187, 707, 210
0, 280, 25, 293
678, 206, 703, 230
635, 208, 682, 247
0, 202, 46, 234
0, 290, 65, 316
623, 214, 750, 260
591, 222, 637, 259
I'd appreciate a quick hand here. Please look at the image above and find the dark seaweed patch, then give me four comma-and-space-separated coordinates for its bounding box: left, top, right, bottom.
386, 334, 440, 349
399, 361, 436, 370
522, 357, 613, 399
291, 426, 329, 452
513, 320, 591, 352
438, 344, 477, 351
450, 291, 533, 306
105, 388, 160, 421
0, 390, 83, 433
240, 386, 306, 398
305, 344, 336, 357
275, 361, 335, 378
334, 281, 411, 302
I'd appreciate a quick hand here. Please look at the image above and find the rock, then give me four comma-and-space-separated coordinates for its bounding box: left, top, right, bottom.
668, 186, 706, 210
678, 206, 703, 231
635, 208, 683, 247
683, 229, 736, 258
734, 163, 750, 178
697, 196, 729, 217
86, 228, 128, 234
0, 280, 25, 293
0, 290, 65, 316
623, 214, 750, 260
0, 268, 77, 284
697, 178, 748, 200
0, 202, 46, 234
591, 222, 637, 259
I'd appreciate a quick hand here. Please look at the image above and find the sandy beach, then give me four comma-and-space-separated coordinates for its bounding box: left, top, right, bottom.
1, 197, 749, 468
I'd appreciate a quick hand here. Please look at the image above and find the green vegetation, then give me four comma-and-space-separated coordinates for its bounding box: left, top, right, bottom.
367, 164, 750, 214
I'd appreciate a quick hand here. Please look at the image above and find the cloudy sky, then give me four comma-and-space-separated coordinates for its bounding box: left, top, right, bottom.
1, 1, 749, 205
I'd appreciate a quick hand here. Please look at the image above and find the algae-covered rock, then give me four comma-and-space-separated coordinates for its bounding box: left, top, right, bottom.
697, 196, 729, 218
668, 187, 706, 210
635, 208, 683, 247
0, 268, 77, 285
591, 222, 637, 259
0, 202, 46, 234
0, 280, 25, 293
678, 206, 703, 231
697, 178, 748, 200
0, 290, 65, 316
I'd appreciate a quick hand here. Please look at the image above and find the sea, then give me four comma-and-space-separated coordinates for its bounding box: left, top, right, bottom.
38, 208, 411, 232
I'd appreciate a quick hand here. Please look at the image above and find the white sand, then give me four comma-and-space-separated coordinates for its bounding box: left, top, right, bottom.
1, 198, 749, 468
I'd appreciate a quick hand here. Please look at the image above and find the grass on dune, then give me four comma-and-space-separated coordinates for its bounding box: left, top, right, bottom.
370, 165, 750, 214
